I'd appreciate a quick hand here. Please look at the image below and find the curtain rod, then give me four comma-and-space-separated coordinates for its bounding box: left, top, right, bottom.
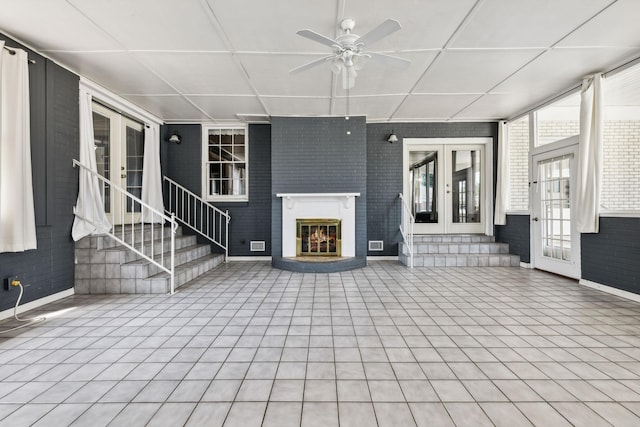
3, 45, 36, 64
507, 53, 640, 122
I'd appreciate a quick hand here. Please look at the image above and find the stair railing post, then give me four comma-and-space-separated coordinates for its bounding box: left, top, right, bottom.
170, 213, 176, 295
225, 210, 229, 262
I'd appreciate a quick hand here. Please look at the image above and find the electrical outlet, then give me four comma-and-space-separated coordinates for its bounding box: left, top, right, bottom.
4, 276, 18, 291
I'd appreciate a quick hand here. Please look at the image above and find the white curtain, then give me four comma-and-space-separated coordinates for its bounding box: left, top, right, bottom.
0, 44, 37, 252
494, 121, 509, 225
576, 73, 604, 233
141, 125, 164, 223
71, 90, 111, 240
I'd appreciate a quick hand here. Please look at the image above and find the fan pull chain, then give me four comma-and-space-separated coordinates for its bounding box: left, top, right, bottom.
346, 73, 351, 135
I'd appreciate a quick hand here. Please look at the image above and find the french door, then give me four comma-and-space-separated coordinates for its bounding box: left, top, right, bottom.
404, 139, 489, 234
532, 140, 581, 278
92, 103, 144, 225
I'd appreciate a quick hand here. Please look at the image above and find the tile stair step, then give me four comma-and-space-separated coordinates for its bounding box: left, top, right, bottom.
411, 234, 495, 243
121, 243, 212, 279
142, 253, 226, 294
98, 225, 182, 250
408, 242, 510, 255
399, 253, 520, 268
103, 234, 197, 264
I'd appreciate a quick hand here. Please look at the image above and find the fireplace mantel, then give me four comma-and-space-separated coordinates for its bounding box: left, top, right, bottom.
277, 193, 360, 258
277, 193, 360, 210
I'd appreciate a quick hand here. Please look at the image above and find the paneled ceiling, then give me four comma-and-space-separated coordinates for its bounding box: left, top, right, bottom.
1, 0, 640, 123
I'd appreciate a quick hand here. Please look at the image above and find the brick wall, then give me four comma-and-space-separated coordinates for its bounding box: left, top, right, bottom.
508, 119, 640, 212
271, 116, 367, 259
0, 34, 79, 311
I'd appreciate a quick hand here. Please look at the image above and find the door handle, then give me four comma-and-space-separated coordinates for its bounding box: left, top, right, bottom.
121, 174, 127, 178
532, 217, 539, 221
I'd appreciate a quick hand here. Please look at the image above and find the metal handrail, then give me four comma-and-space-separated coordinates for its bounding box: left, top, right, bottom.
399, 193, 415, 268
163, 176, 230, 261
73, 159, 178, 293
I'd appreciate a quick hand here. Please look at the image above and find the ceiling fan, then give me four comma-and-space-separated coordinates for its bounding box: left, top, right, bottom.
290, 18, 411, 89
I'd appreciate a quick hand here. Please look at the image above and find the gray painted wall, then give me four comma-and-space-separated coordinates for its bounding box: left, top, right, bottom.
0, 34, 79, 311
161, 123, 272, 256
366, 122, 499, 256
581, 217, 640, 293
495, 214, 531, 263
271, 116, 367, 259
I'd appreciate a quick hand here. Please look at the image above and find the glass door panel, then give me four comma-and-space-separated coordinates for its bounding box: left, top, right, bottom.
405, 143, 485, 234
450, 149, 481, 225
92, 102, 145, 225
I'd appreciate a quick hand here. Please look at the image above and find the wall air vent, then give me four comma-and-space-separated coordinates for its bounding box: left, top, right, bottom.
250, 241, 266, 252
368, 240, 384, 251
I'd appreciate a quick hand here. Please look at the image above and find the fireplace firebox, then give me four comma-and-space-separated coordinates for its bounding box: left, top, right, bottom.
296, 219, 341, 257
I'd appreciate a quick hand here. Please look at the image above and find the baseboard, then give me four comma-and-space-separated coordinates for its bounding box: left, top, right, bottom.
0, 288, 75, 321
579, 278, 640, 304
367, 256, 399, 261
520, 262, 532, 269
227, 256, 272, 262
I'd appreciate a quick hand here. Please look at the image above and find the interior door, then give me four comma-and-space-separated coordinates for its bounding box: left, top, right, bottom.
532, 143, 581, 278
93, 103, 144, 225
406, 143, 485, 234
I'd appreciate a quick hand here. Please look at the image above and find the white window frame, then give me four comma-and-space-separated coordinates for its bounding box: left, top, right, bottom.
202, 125, 249, 202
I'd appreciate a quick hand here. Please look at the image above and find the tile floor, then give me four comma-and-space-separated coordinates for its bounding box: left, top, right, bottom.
1, 261, 640, 426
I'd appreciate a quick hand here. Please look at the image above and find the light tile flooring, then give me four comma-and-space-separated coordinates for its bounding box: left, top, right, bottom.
1, 261, 640, 426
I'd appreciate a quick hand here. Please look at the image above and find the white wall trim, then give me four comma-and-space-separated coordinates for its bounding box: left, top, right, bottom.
80, 77, 163, 125
367, 256, 399, 261
520, 262, 532, 269
579, 278, 640, 303
227, 256, 272, 262
0, 288, 75, 321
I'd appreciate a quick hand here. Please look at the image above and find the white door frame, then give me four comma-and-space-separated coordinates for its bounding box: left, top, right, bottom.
530, 136, 581, 279
403, 138, 494, 235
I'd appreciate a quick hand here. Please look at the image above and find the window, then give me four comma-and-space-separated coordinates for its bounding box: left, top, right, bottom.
600, 66, 640, 213
507, 116, 529, 212
535, 93, 580, 146
203, 126, 248, 201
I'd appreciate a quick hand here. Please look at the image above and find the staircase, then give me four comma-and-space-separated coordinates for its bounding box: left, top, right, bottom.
400, 234, 520, 268
74, 224, 225, 294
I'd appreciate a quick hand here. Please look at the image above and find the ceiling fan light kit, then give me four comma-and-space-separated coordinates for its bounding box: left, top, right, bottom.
291, 18, 411, 90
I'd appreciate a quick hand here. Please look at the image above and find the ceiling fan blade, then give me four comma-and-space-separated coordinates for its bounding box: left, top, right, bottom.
289, 55, 334, 74
357, 19, 402, 47
296, 29, 340, 49
368, 52, 411, 68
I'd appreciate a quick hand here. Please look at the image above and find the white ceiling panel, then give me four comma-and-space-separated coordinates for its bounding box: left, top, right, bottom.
188, 96, 266, 121
494, 47, 640, 102
341, 0, 477, 50
124, 95, 212, 122
237, 53, 332, 96
134, 52, 253, 95
67, 0, 227, 50
453, 93, 536, 120
51, 52, 175, 94
261, 97, 331, 116
0, 0, 121, 50
413, 49, 543, 94
347, 51, 439, 96
393, 94, 480, 120
450, 0, 613, 48
332, 95, 406, 120
209, 0, 338, 52
558, 0, 640, 48
3, 0, 640, 121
